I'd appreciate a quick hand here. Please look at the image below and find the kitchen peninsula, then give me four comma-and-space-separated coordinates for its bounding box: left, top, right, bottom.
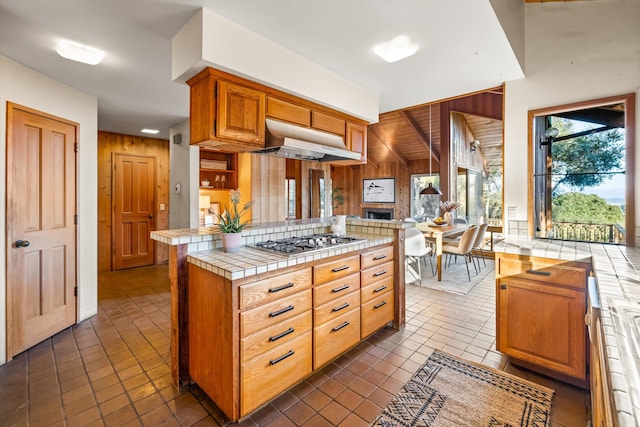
493, 238, 640, 426
151, 217, 410, 421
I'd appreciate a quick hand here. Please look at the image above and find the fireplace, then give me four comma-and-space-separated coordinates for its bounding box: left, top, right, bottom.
363, 208, 394, 220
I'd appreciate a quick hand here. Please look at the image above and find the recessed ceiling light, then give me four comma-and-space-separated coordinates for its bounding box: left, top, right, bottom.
141, 129, 160, 134
56, 40, 105, 65
373, 36, 419, 63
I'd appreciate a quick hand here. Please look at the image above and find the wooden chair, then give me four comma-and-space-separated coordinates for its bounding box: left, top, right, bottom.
442, 225, 479, 281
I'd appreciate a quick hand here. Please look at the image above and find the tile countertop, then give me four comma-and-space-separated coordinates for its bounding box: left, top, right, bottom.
494, 237, 640, 426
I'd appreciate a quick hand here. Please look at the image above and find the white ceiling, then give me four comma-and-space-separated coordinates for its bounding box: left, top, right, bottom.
0, 0, 523, 139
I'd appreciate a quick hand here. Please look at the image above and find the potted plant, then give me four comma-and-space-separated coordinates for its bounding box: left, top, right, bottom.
214, 189, 254, 253
331, 186, 345, 213
439, 200, 461, 224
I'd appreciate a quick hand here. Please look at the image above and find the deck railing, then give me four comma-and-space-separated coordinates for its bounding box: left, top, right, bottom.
551, 222, 625, 244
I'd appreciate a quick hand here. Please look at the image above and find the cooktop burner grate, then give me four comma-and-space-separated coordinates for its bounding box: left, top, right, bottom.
253, 233, 363, 255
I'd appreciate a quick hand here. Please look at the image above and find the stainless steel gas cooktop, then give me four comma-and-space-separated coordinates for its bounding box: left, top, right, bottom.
253, 233, 363, 256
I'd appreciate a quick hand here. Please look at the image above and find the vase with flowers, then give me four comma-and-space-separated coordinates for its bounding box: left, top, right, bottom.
439, 200, 461, 225
214, 189, 254, 253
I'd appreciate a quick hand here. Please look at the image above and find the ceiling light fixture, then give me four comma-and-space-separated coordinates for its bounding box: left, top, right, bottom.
420, 104, 442, 196
373, 36, 419, 63
56, 40, 105, 65
141, 129, 160, 134
470, 140, 480, 152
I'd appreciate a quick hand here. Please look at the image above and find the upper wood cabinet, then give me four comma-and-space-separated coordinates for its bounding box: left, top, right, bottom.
188, 70, 265, 151
188, 67, 368, 162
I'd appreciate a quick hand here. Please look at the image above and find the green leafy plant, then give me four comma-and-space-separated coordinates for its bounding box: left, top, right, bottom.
332, 186, 345, 211
215, 189, 254, 233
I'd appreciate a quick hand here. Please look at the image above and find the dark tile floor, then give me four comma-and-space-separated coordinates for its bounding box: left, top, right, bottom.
0, 260, 590, 426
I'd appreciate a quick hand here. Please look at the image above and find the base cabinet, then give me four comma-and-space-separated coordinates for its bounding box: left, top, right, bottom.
189, 244, 395, 421
495, 253, 590, 387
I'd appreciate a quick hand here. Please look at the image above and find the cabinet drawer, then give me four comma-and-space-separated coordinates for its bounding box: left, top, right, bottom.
361, 261, 394, 288
361, 246, 394, 269
241, 332, 312, 416
241, 311, 312, 363
313, 255, 360, 285
239, 268, 312, 310
313, 273, 360, 307
497, 254, 587, 289
361, 291, 394, 339
361, 275, 394, 304
240, 290, 312, 337
266, 97, 310, 126
314, 308, 360, 369
314, 291, 360, 326
311, 111, 345, 136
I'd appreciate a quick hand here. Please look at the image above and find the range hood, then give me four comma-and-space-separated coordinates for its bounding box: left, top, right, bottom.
251, 118, 361, 162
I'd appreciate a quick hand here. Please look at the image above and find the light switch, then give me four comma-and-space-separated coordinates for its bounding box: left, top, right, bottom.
159, 204, 165, 211
175, 183, 181, 193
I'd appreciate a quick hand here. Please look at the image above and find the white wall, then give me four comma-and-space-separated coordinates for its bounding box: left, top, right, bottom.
503, 2, 640, 240
169, 120, 199, 229
0, 55, 98, 364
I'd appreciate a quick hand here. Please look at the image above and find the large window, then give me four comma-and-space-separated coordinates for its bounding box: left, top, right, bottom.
530, 95, 635, 245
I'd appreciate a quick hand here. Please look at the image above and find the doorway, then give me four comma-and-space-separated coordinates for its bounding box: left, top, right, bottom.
6, 103, 77, 357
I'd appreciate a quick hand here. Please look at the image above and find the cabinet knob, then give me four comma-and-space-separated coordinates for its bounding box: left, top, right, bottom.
500, 284, 507, 290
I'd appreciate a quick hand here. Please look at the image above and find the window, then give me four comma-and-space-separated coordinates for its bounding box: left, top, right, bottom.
285, 178, 296, 219
530, 95, 635, 245
410, 174, 440, 221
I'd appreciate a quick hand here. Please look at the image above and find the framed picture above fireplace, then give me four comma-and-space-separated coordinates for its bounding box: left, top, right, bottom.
363, 178, 395, 203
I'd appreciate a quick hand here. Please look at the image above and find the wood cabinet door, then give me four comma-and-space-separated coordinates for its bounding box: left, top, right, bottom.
6, 104, 77, 357
217, 80, 265, 145
497, 277, 586, 380
346, 122, 366, 163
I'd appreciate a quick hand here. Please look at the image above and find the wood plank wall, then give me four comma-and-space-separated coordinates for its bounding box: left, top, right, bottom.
98, 131, 170, 271
331, 160, 434, 220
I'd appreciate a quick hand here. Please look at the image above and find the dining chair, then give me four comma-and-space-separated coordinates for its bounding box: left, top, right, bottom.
471, 223, 489, 269
442, 225, 479, 281
453, 218, 468, 225
405, 227, 434, 284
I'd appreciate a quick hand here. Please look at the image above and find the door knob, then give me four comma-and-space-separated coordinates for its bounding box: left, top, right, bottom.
15, 240, 30, 248
148, 215, 153, 219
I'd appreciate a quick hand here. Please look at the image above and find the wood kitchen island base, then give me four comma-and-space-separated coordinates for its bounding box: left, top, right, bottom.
188, 244, 395, 422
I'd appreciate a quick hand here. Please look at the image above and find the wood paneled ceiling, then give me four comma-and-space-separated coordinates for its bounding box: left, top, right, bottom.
367, 91, 503, 169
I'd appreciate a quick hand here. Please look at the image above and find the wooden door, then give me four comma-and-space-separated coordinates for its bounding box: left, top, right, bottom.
6, 103, 77, 357
112, 154, 155, 270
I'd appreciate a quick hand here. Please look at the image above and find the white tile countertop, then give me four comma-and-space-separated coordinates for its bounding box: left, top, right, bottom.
494, 237, 640, 426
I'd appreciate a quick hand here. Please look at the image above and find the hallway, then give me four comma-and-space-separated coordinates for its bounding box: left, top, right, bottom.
0, 263, 589, 426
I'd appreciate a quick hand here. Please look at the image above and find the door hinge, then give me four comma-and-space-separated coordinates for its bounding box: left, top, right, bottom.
74, 142, 78, 153
74, 214, 78, 225
74, 287, 78, 297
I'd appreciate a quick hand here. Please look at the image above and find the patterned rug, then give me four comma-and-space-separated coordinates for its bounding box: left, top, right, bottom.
372, 351, 554, 427
406, 259, 494, 295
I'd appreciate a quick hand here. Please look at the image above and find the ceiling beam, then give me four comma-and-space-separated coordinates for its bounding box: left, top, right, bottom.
368, 125, 409, 166
400, 111, 440, 163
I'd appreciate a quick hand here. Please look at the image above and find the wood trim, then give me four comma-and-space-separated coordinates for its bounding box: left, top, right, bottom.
369, 125, 409, 166
391, 85, 504, 116
169, 244, 190, 390
527, 93, 636, 246
400, 111, 440, 163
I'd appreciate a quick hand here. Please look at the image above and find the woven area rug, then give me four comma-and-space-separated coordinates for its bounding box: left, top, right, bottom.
372, 351, 554, 427
406, 259, 494, 295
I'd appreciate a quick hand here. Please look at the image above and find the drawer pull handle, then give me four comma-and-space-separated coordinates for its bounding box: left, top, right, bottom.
500, 284, 507, 290
269, 283, 294, 293
526, 269, 551, 276
332, 265, 350, 273
373, 270, 387, 277
332, 303, 350, 312
269, 327, 295, 342
373, 255, 387, 261
374, 285, 388, 293
374, 301, 387, 309
270, 350, 295, 365
332, 284, 350, 293
269, 305, 294, 318
332, 321, 350, 332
